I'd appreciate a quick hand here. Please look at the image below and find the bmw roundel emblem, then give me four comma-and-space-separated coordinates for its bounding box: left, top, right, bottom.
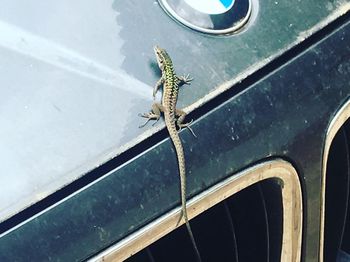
158, 0, 252, 34
185, 0, 235, 15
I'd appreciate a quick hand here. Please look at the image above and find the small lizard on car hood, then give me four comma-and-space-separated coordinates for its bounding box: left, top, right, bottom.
140, 46, 201, 262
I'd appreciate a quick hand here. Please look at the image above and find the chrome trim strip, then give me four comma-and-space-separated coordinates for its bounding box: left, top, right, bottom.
90, 159, 302, 262
319, 99, 350, 262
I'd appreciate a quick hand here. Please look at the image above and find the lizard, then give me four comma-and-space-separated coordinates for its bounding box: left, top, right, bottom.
139, 46, 202, 262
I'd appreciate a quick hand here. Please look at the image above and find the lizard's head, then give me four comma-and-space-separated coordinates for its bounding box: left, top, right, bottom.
153, 45, 168, 70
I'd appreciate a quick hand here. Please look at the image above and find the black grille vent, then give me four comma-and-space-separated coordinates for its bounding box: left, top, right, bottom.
324, 119, 350, 262
126, 179, 283, 262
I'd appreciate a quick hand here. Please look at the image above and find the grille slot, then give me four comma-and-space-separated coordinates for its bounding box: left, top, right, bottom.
324, 119, 350, 261
90, 160, 302, 262
125, 179, 283, 262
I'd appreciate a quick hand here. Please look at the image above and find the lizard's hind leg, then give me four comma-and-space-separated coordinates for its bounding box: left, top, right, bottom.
176, 109, 197, 138
139, 103, 164, 128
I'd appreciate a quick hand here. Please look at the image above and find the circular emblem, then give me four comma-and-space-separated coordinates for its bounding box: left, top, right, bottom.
184, 0, 235, 15
158, 0, 252, 34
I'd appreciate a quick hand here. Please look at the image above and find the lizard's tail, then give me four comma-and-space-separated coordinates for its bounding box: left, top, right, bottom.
184, 215, 202, 262
167, 122, 202, 262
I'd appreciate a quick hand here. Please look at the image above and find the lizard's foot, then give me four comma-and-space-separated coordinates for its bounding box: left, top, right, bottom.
178, 74, 193, 86
138, 112, 160, 128
178, 120, 197, 138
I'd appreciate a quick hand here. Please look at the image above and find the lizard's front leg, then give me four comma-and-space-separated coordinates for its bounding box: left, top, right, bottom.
153, 76, 165, 99
177, 74, 193, 87
139, 103, 164, 128
176, 109, 196, 137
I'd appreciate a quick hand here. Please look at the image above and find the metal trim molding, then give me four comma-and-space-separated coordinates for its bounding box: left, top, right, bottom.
91, 159, 303, 262
319, 98, 350, 262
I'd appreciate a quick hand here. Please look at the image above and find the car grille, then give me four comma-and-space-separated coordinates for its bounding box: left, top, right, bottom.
126, 179, 283, 262
324, 118, 350, 262
91, 160, 302, 262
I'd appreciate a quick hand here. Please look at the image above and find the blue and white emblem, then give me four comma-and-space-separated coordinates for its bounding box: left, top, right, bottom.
158, 0, 252, 34
184, 0, 235, 14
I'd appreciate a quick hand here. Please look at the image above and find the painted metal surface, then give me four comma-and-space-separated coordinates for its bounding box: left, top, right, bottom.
0, 0, 349, 261
0, 0, 347, 223
0, 15, 349, 261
